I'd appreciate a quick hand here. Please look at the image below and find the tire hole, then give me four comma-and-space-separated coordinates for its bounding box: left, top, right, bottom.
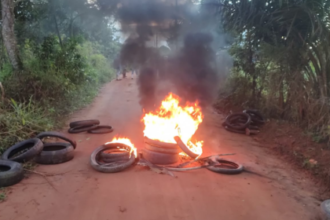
43, 145, 67, 151
9, 143, 35, 159
0, 165, 10, 172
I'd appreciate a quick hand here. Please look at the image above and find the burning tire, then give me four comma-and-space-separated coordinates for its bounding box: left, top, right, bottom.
35, 143, 74, 165
100, 149, 130, 163
207, 156, 243, 174
87, 125, 114, 134
0, 159, 24, 187
1, 138, 44, 163
144, 136, 180, 149
68, 124, 98, 134
69, 120, 100, 128
36, 131, 77, 149
142, 149, 179, 165
144, 144, 181, 154
174, 136, 199, 159
90, 143, 136, 173
102, 158, 130, 163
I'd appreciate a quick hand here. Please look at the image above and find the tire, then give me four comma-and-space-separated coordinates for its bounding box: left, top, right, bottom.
100, 150, 130, 160
69, 120, 100, 128
144, 136, 180, 149
87, 125, 114, 134
1, 138, 44, 163
224, 126, 246, 134
174, 136, 199, 159
142, 149, 179, 165
243, 110, 265, 124
36, 131, 77, 149
207, 156, 243, 174
35, 143, 74, 165
68, 124, 98, 134
144, 144, 181, 154
102, 157, 130, 163
225, 113, 251, 130
0, 160, 24, 187
90, 144, 136, 173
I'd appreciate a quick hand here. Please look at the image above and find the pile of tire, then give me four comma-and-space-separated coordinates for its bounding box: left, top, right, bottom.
0, 132, 76, 187
90, 142, 137, 173
68, 119, 113, 134
142, 136, 200, 165
142, 136, 181, 165
223, 109, 265, 135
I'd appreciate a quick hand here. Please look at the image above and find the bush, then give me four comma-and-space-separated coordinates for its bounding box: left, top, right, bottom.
0, 36, 117, 154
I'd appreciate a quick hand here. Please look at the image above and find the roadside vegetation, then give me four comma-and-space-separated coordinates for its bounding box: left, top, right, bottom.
0, 0, 120, 154
215, 0, 330, 138
213, 0, 330, 188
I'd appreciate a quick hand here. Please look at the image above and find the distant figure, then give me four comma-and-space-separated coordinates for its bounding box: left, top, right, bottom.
112, 56, 122, 81
131, 65, 138, 79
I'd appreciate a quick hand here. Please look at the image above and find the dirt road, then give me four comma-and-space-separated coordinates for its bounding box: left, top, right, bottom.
0, 75, 321, 220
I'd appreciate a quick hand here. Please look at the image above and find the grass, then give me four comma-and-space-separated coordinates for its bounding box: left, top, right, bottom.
0, 79, 110, 155
0, 188, 7, 202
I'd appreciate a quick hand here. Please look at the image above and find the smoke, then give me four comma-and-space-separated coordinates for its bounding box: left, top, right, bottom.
165, 32, 219, 108
99, 0, 232, 110
137, 67, 157, 111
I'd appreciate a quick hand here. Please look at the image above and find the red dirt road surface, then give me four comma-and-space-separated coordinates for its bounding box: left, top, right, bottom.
0, 75, 321, 220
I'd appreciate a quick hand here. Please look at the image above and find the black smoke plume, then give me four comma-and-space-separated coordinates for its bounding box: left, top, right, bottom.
165, 32, 218, 108
98, 0, 223, 110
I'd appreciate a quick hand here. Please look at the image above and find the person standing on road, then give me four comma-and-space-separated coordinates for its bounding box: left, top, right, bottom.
113, 56, 122, 81
131, 64, 139, 79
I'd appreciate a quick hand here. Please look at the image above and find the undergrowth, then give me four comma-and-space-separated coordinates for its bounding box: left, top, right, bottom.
0, 36, 116, 155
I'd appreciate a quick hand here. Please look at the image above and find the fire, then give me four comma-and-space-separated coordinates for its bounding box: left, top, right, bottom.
142, 93, 204, 156
105, 137, 137, 158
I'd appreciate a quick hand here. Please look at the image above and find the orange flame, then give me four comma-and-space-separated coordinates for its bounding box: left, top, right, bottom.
142, 93, 203, 156
105, 137, 137, 158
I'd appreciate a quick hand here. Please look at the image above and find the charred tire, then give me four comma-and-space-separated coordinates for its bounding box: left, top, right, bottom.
0, 160, 24, 187
142, 149, 179, 165
144, 136, 180, 149
102, 157, 130, 163
207, 156, 243, 174
225, 113, 251, 130
69, 120, 100, 128
1, 138, 44, 163
174, 136, 199, 159
90, 144, 136, 173
36, 131, 77, 149
87, 125, 114, 134
100, 150, 130, 160
68, 124, 98, 134
144, 144, 181, 154
35, 143, 74, 165
243, 109, 265, 124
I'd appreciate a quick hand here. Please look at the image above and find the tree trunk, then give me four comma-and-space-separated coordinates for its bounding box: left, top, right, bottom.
1, 0, 23, 70
53, 14, 63, 48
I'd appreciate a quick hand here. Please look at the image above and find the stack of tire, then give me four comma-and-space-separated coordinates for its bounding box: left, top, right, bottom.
90, 142, 136, 173
142, 136, 199, 165
223, 109, 265, 135
142, 136, 181, 165
0, 132, 76, 187
68, 119, 113, 134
